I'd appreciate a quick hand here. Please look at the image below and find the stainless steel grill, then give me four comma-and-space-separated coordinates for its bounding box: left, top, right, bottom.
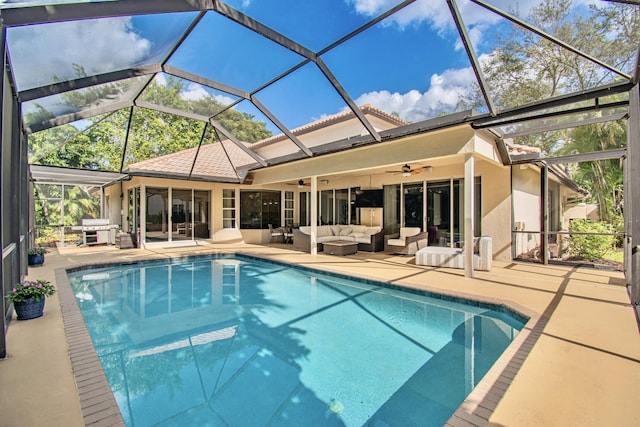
72, 219, 119, 245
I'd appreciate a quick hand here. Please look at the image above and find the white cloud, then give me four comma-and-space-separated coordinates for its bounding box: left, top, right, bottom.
181, 83, 210, 101
347, 0, 558, 50
154, 74, 236, 106
354, 66, 477, 122
9, 17, 151, 90
182, 83, 236, 106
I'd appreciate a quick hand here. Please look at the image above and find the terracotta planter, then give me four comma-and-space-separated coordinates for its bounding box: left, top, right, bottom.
14, 298, 46, 320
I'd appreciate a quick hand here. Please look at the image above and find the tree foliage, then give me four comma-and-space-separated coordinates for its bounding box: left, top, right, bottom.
479, 0, 637, 227
569, 219, 615, 261
28, 75, 272, 172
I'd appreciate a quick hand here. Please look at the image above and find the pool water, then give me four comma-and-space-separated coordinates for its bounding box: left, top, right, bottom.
67, 255, 524, 427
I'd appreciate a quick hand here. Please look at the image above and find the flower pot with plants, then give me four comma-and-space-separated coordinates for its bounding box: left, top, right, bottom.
5, 279, 56, 320
27, 247, 48, 266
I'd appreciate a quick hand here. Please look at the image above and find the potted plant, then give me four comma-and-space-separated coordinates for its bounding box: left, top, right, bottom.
5, 279, 56, 320
27, 246, 48, 266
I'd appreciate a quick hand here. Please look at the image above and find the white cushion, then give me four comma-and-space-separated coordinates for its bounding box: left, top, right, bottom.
365, 227, 381, 236
350, 232, 365, 238
399, 227, 421, 238
351, 225, 366, 234
387, 238, 406, 246
339, 227, 352, 236
299, 226, 311, 234
318, 226, 333, 237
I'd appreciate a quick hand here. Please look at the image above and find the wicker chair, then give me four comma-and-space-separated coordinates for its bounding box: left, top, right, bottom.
384, 227, 428, 255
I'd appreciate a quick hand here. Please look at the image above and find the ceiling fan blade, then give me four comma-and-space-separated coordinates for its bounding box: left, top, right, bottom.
411, 166, 432, 174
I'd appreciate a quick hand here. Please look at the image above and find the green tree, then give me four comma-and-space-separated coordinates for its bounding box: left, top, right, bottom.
482, 0, 640, 113
559, 119, 626, 224
477, 0, 636, 236
29, 74, 273, 172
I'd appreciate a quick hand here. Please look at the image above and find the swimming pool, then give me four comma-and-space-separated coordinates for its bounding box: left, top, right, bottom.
67, 254, 525, 427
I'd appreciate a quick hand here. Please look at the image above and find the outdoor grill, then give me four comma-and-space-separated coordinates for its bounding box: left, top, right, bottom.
72, 219, 119, 245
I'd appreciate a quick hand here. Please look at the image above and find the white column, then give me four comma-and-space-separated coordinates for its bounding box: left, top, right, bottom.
464, 153, 475, 278
310, 176, 318, 255
140, 186, 146, 246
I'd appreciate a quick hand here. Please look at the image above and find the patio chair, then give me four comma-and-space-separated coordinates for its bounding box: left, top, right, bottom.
268, 224, 284, 243
282, 227, 294, 244
384, 227, 428, 255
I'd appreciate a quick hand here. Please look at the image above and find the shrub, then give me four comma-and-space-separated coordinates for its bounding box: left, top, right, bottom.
569, 219, 615, 261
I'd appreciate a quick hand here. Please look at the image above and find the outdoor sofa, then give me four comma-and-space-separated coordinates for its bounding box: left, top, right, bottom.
292, 224, 384, 253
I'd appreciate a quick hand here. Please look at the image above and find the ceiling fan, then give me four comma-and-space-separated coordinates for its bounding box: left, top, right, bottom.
386, 164, 432, 177
287, 179, 311, 188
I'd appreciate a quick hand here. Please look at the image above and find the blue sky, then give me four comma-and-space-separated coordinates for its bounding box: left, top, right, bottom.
8, 0, 615, 134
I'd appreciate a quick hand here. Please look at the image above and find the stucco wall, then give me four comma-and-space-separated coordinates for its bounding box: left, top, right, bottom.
512, 165, 542, 257
477, 159, 512, 262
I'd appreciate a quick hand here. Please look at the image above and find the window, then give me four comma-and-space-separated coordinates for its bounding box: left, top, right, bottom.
319, 190, 334, 225
284, 191, 294, 226
335, 188, 349, 225
240, 190, 281, 229
350, 187, 360, 224
222, 189, 236, 228
299, 192, 308, 226
427, 178, 481, 247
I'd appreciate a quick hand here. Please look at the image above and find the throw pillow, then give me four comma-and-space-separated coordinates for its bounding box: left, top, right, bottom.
339, 227, 352, 236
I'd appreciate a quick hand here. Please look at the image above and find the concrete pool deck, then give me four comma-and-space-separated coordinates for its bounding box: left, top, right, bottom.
1, 242, 638, 426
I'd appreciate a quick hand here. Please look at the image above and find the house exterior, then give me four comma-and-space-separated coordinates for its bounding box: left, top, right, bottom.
103, 105, 587, 264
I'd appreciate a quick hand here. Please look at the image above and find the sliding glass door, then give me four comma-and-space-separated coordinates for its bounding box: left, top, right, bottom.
427, 179, 480, 247
172, 189, 192, 240
145, 187, 210, 243
146, 187, 169, 243
404, 183, 424, 229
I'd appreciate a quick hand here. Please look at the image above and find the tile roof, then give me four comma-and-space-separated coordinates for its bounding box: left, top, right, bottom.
125, 104, 407, 180
126, 140, 256, 181
250, 104, 407, 149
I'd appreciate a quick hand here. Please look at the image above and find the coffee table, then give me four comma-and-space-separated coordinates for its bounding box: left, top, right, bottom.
323, 241, 358, 256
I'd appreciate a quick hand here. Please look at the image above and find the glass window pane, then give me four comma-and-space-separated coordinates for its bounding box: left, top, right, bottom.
460, 1, 627, 110
139, 73, 239, 117
123, 108, 205, 173
29, 111, 129, 172
335, 189, 349, 225
23, 75, 151, 129
169, 12, 305, 92
254, 62, 352, 147
8, 13, 198, 91
478, 0, 640, 77
240, 190, 281, 229
403, 183, 423, 229
223, 0, 375, 51
146, 187, 168, 243
322, 0, 478, 123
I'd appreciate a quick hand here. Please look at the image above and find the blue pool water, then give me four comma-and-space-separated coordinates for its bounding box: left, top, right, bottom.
67, 255, 525, 427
